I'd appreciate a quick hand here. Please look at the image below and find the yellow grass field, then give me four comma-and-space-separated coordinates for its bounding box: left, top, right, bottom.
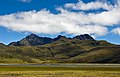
0, 66, 120, 77
0, 70, 120, 77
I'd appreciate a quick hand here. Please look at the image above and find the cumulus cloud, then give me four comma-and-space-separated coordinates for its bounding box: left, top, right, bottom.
112, 28, 120, 35
0, 0, 120, 37
19, 0, 32, 3
0, 9, 109, 36
65, 1, 114, 10
88, 8, 120, 26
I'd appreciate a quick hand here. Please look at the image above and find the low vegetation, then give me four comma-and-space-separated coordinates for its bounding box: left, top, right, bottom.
0, 39, 120, 63
0, 66, 120, 77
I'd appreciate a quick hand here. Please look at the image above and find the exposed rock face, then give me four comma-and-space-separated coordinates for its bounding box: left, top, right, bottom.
22, 34, 54, 46
73, 34, 94, 40
8, 42, 20, 46
8, 34, 95, 46
9, 34, 54, 46
54, 35, 67, 41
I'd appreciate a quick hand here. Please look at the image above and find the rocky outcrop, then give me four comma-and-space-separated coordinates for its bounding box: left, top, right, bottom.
73, 34, 94, 40
8, 34, 95, 46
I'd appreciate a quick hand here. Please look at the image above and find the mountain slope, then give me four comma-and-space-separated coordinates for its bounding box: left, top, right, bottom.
0, 34, 120, 63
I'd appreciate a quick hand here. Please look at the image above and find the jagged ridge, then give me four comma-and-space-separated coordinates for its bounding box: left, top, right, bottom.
8, 34, 94, 46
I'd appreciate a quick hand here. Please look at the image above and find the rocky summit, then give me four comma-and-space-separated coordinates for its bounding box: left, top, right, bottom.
73, 34, 94, 40
8, 34, 95, 46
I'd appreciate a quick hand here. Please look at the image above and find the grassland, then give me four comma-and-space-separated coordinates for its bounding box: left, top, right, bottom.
1, 40, 120, 63
0, 66, 120, 77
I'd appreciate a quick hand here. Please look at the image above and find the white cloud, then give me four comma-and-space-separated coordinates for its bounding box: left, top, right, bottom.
0, 9, 109, 36
19, 0, 31, 3
0, 0, 120, 37
88, 8, 120, 26
65, 1, 114, 10
112, 28, 120, 35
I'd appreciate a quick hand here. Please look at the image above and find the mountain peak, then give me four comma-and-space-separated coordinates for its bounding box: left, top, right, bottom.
54, 35, 66, 41
73, 34, 94, 40
26, 33, 40, 39
29, 33, 37, 36
8, 34, 95, 46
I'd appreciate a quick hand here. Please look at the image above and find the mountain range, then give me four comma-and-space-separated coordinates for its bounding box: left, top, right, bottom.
8, 34, 94, 46
0, 34, 120, 64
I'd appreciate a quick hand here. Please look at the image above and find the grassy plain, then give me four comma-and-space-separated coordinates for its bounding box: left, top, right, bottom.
0, 66, 120, 77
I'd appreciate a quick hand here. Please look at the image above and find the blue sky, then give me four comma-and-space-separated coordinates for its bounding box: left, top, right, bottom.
0, 0, 120, 45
